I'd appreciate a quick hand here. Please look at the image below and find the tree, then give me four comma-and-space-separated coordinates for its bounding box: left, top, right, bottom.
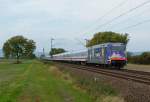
49, 48, 66, 56
128, 52, 150, 64
24, 40, 36, 58
3, 36, 36, 63
127, 52, 133, 58
86, 31, 129, 47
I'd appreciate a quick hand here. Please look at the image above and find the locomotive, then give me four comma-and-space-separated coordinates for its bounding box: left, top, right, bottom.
50, 43, 127, 69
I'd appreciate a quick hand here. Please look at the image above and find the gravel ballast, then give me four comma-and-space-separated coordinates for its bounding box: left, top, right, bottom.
57, 64, 150, 102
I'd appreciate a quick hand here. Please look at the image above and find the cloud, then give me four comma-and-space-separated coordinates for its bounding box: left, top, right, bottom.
0, 0, 150, 52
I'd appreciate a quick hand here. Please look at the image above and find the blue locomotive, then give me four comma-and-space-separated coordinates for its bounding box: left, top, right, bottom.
51, 43, 127, 69
87, 43, 127, 68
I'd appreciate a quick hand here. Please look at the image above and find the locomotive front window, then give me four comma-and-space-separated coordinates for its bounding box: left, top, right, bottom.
111, 46, 125, 51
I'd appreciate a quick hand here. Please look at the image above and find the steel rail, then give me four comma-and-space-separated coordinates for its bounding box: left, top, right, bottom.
54, 62, 150, 85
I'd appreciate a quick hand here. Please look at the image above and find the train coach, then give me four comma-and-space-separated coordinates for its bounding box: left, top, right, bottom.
50, 43, 127, 69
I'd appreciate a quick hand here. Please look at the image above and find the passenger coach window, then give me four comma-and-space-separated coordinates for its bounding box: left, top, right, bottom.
94, 48, 101, 57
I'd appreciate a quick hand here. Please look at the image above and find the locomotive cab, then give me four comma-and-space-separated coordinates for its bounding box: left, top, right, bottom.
108, 44, 127, 68
87, 43, 127, 69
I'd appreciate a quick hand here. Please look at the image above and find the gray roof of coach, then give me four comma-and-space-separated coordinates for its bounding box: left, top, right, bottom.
88, 42, 124, 49
53, 50, 87, 57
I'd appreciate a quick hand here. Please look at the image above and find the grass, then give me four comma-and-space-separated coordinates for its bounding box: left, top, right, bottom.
55, 64, 124, 102
125, 64, 150, 72
0, 60, 93, 102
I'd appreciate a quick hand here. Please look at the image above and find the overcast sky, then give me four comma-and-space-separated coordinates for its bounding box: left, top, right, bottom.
0, 0, 150, 53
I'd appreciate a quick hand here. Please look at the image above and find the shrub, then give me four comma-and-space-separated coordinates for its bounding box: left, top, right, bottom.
128, 52, 150, 65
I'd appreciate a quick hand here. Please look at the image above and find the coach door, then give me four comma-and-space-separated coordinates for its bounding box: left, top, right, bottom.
93, 48, 100, 63
88, 48, 92, 62
101, 47, 106, 64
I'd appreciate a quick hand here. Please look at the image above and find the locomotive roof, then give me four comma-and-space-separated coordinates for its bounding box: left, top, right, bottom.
88, 42, 125, 49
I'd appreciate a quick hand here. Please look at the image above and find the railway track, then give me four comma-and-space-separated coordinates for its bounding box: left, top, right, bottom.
52, 62, 150, 85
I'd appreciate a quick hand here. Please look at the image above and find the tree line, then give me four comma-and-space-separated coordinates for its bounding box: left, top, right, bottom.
128, 52, 150, 65
2, 32, 130, 63
49, 48, 66, 56
2, 32, 149, 65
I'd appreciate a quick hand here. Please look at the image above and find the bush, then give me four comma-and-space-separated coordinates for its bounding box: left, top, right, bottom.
74, 76, 118, 101
128, 52, 150, 65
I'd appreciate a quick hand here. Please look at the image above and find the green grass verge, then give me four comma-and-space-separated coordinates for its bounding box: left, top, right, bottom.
0, 60, 93, 102
54, 63, 124, 102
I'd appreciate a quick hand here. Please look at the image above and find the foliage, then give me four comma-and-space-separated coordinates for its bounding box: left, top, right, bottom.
87, 31, 129, 47
3, 36, 36, 62
50, 48, 66, 56
127, 52, 133, 58
128, 52, 150, 64
59, 67, 121, 102
75, 77, 117, 101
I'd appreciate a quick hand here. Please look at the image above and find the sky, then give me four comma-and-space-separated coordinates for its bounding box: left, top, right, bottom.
0, 0, 150, 53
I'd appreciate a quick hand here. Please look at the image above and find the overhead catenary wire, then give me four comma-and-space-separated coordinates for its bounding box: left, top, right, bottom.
84, 0, 128, 29
105, 6, 150, 30
71, 0, 150, 51
74, 38, 86, 47
117, 19, 150, 31
93, 0, 150, 31
77, 0, 128, 35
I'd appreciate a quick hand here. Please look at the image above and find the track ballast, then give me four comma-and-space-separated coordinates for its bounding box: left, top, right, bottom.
52, 62, 150, 85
